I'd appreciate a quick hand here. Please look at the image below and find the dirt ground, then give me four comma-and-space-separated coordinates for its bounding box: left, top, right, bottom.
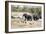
11, 12, 42, 29
11, 18, 42, 29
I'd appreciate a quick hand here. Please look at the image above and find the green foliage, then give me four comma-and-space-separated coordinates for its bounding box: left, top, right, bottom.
11, 6, 41, 15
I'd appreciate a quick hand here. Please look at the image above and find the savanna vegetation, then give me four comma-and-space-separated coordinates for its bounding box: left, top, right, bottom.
11, 5, 41, 15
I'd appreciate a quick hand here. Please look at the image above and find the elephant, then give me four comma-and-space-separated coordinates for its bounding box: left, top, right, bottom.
23, 14, 32, 21
33, 14, 40, 21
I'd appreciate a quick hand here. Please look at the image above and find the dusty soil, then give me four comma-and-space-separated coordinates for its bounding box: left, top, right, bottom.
11, 19, 42, 29
11, 12, 42, 29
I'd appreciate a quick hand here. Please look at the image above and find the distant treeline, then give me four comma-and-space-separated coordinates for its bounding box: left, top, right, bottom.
11, 5, 41, 15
